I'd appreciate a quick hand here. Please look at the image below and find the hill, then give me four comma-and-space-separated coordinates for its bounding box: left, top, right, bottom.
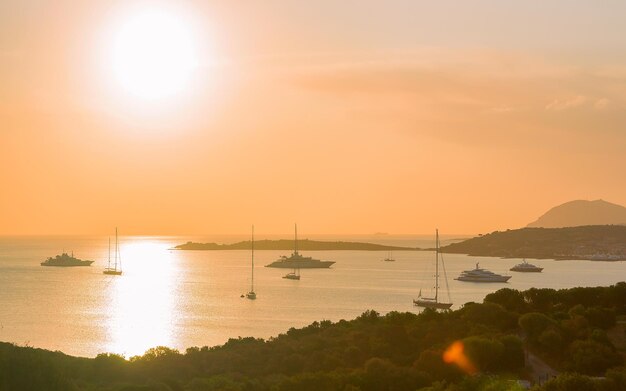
440, 225, 626, 260
528, 199, 626, 228
175, 239, 418, 251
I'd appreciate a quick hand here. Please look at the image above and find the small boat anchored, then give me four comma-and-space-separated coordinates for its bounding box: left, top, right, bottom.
414, 230, 453, 310
510, 259, 543, 272
283, 268, 301, 280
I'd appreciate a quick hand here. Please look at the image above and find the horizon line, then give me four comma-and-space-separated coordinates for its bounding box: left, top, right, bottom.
0, 232, 479, 238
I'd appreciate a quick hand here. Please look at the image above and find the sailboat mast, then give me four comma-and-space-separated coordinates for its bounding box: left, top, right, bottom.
251, 225, 254, 292
294, 223, 298, 254
118, 228, 122, 272
108, 237, 111, 269
435, 229, 439, 302
114, 227, 118, 270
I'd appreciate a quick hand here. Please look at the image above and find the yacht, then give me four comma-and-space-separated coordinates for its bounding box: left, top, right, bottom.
265, 225, 335, 268
414, 230, 453, 310
455, 263, 511, 282
510, 259, 543, 273
41, 252, 93, 267
245, 225, 257, 300
103, 228, 122, 276
382, 251, 396, 262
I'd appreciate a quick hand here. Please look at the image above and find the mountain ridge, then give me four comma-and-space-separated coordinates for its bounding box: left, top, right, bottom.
527, 199, 626, 228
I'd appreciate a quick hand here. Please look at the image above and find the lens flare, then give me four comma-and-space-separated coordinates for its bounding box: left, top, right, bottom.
443, 341, 477, 375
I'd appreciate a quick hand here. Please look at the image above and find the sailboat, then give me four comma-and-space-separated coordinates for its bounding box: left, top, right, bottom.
283, 267, 301, 280
413, 229, 452, 310
383, 251, 396, 262
103, 228, 122, 276
245, 225, 257, 299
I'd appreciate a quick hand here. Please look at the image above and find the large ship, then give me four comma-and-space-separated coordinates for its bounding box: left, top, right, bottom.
510, 259, 543, 273
455, 263, 511, 282
265, 225, 335, 269
41, 252, 94, 267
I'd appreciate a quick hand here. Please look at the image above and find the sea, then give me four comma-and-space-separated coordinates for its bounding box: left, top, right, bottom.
0, 234, 624, 358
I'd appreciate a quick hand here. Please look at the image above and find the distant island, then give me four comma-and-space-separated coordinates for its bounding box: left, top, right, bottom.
528, 199, 626, 228
175, 239, 418, 251
441, 225, 626, 261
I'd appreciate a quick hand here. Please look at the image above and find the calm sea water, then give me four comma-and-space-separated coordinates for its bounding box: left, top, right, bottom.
0, 234, 624, 358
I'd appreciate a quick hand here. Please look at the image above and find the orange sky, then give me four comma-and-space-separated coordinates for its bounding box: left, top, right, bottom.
1, 1, 626, 235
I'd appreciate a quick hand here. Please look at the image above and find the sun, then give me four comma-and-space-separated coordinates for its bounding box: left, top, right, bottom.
110, 7, 199, 101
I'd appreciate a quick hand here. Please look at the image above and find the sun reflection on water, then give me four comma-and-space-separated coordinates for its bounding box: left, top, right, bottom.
104, 239, 180, 357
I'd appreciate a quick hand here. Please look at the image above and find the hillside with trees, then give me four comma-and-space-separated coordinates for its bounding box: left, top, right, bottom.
1, 283, 625, 390
440, 225, 626, 261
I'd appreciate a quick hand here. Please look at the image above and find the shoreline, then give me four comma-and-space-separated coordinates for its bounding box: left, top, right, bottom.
2, 282, 624, 362
443, 252, 626, 262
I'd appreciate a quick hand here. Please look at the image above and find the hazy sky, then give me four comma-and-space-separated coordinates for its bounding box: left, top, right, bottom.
1, 1, 625, 235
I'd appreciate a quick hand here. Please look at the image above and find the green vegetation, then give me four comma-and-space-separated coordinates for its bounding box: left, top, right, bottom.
1, 283, 625, 390
175, 239, 417, 251
440, 225, 626, 260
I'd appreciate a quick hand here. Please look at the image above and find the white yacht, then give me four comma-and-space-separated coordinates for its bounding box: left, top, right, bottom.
510, 259, 543, 273
455, 263, 511, 282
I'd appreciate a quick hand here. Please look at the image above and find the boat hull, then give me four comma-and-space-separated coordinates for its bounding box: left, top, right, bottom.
103, 269, 122, 275
413, 299, 452, 310
266, 260, 335, 268
510, 267, 543, 272
455, 276, 511, 282
41, 261, 94, 267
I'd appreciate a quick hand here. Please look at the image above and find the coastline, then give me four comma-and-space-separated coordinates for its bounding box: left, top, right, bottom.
1, 283, 625, 390
440, 225, 626, 262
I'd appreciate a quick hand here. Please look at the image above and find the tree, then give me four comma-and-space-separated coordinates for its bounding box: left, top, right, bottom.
523, 288, 556, 312
484, 288, 527, 313
533, 372, 600, 391
498, 335, 524, 371
567, 340, 622, 375
462, 337, 505, 373
519, 313, 558, 342
461, 302, 517, 331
